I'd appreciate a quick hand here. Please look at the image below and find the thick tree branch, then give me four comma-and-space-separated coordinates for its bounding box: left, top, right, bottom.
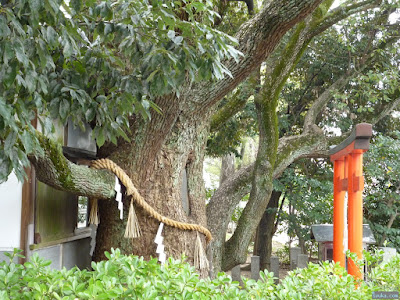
247, 0, 380, 130
208, 0, 379, 139
208, 125, 329, 271
207, 164, 253, 235
30, 133, 115, 199
263, 17, 313, 101
274, 126, 329, 176
259, 0, 380, 103
208, 117, 331, 247
303, 74, 353, 130
206, 163, 253, 272
209, 94, 248, 132
370, 96, 400, 125
222, 97, 279, 270
308, 0, 381, 38
187, 0, 324, 113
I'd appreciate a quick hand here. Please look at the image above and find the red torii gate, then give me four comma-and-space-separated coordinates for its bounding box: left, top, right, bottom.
329, 123, 372, 280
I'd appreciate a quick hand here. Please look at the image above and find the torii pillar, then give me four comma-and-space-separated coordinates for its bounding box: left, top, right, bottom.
329, 123, 372, 280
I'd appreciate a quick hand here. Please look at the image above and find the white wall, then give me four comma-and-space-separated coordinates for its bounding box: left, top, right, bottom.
0, 173, 22, 251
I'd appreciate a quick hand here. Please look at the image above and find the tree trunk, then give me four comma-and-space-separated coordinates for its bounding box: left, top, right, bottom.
93, 106, 209, 264
253, 190, 281, 270
222, 92, 279, 271
289, 203, 306, 254
294, 226, 307, 254
378, 196, 399, 246
220, 153, 236, 185
378, 211, 400, 246
207, 165, 253, 272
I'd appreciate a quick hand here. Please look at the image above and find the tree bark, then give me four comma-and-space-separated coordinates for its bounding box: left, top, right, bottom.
222, 86, 280, 271
207, 124, 328, 271
29, 134, 115, 199
26, 0, 396, 276
93, 110, 210, 263
220, 153, 236, 185
293, 222, 307, 254
207, 164, 253, 272
29, 0, 325, 270
378, 194, 400, 246
253, 190, 281, 270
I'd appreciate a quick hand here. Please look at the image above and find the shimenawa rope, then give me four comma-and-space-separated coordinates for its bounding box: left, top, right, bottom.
90, 158, 212, 243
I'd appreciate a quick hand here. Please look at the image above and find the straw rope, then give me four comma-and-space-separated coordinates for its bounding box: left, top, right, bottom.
91, 158, 212, 243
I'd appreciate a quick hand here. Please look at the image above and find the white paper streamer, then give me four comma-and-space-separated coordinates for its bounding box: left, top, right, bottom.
114, 176, 123, 219
155, 222, 166, 264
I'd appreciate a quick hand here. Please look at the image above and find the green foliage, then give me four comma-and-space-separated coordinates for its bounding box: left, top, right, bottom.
323, 7, 400, 130
364, 133, 400, 250
207, 97, 257, 157
1, 248, 400, 299
0, 0, 241, 182
275, 160, 333, 250
279, 25, 350, 135
274, 245, 290, 265
366, 251, 400, 292
213, 0, 256, 36
207, 119, 245, 157
0, 248, 251, 299
279, 2, 400, 136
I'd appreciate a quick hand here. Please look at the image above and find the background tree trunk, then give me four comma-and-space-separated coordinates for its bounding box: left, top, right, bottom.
253, 190, 281, 270
220, 154, 236, 185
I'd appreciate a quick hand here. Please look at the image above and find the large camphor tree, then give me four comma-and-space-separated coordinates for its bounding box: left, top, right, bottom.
1, 0, 399, 273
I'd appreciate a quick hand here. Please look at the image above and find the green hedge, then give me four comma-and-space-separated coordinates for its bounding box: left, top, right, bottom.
0, 248, 399, 299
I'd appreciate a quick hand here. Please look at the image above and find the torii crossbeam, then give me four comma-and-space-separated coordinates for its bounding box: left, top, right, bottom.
329, 123, 372, 280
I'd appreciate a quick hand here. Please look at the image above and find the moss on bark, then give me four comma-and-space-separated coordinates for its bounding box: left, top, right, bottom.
32, 132, 115, 199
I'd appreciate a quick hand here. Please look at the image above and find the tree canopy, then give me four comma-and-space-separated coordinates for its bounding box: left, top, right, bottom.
365, 133, 400, 250
0, 0, 240, 182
